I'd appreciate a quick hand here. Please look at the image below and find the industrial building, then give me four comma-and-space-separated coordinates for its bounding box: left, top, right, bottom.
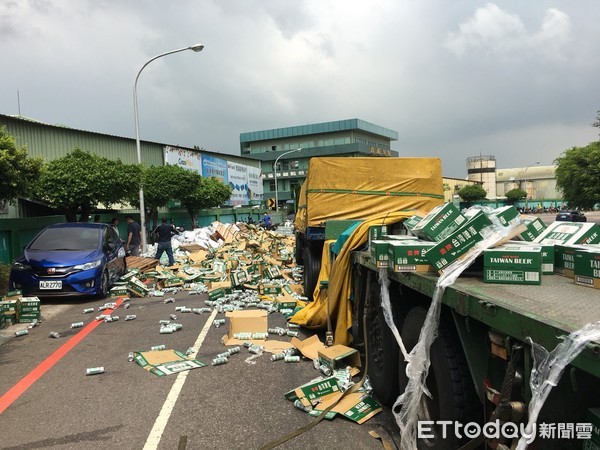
240, 118, 399, 209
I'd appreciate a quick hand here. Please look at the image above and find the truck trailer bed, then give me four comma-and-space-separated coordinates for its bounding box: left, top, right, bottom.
353, 251, 600, 377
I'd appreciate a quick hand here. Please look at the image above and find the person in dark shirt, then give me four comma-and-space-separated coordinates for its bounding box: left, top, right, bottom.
263, 212, 272, 228
153, 217, 178, 266
125, 215, 141, 256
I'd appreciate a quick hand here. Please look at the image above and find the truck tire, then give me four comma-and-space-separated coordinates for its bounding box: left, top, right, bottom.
366, 279, 400, 406
302, 243, 321, 300
295, 234, 304, 265
397, 307, 479, 450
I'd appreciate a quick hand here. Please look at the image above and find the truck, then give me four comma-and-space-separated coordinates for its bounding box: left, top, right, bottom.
291, 157, 600, 449
293, 156, 445, 299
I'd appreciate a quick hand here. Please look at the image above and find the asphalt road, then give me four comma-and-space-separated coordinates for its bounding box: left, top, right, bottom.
0, 290, 399, 450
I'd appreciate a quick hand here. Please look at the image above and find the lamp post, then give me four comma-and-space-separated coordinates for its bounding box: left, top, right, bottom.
274, 147, 302, 212
133, 43, 204, 253
522, 161, 540, 209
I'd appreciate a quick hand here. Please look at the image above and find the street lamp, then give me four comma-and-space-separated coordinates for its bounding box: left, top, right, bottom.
274, 147, 302, 212
133, 43, 204, 253
522, 161, 540, 209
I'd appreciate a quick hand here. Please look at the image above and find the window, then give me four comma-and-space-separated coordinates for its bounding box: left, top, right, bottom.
269, 181, 276, 192
290, 160, 299, 169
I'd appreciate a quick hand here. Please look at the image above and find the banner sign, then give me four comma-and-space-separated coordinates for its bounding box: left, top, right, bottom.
247, 166, 264, 203
227, 161, 248, 206
202, 155, 228, 184
164, 146, 202, 173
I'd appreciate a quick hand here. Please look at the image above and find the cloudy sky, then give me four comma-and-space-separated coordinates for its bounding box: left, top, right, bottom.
1, 0, 598, 177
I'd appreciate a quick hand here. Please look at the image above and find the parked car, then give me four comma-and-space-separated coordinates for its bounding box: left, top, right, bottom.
555, 210, 587, 222
9, 223, 126, 298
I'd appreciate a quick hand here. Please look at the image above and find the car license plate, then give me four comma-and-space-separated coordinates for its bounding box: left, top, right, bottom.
40, 280, 62, 290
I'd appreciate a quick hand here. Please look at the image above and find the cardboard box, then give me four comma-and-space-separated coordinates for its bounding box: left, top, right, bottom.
275, 292, 298, 311
1, 290, 22, 301
426, 211, 492, 273
291, 334, 327, 360
387, 240, 436, 272
110, 285, 128, 297
403, 214, 423, 234
370, 240, 389, 268
519, 216, 547, 241
554, 244, 584, 279
309, 392, 382, 424
230, 270, 249, 287
574, 246, 600, 289
259, 284, 282, 295
489, 205, 520, 228
127, 276, 150, 297
226, 309, 268, 338
19, 297, 41, 313
368, 225, 387, 246
208, 287, 224, 300
483, 245, 542, 285
533, 221, 600, 246
285, 376, 341, 406
411, 203, 467, 242
18, 312, 41, 323
507, 240, 554, 274
318, 345, 361, 372
134, 349, 206, 376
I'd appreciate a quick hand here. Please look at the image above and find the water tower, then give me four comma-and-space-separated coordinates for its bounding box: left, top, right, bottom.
466, 155, 497, 200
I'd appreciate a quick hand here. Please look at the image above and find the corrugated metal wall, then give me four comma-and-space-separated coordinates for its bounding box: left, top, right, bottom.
1, 116, 164, 166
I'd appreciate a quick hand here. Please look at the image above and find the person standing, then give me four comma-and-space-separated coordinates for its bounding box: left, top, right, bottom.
263, 211, 272, 229
125, 215, 141, 256
153, 217, 178, 266
110, 218, 120, 237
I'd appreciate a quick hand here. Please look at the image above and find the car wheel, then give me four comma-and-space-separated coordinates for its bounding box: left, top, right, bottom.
97, 271, 109, 299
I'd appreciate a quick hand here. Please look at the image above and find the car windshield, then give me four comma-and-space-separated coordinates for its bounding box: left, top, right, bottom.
28, 227, 101, 251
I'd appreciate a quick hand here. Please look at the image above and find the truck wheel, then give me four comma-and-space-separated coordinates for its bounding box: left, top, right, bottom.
397, 307, 479, 450
366, 279, 400, 406
302, 244, 321, 300
295, 234, 304, 265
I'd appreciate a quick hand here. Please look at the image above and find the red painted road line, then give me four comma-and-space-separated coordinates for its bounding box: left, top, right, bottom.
0, 297, 124, 415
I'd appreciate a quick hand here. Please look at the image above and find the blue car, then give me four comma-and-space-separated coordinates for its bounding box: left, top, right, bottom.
9, 223, 127, 298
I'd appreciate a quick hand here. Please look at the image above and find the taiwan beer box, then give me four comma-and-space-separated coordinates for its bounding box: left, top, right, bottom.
387, 240, 436, 272
410, 203, 467, 242
368, 225, 387, 246
426, 211, 492, 274
519, 216, 547, 241
507, 240, 555, 275
574, 246, 600, 290
18, 297, 41, 323
554, 244, 588, 279
488, 205, 520, 228
403, 214, 423, 235
483, 245, 542, 285
318, 345, 361, 373
370, 240, 389, 269
533, 221, 600, 246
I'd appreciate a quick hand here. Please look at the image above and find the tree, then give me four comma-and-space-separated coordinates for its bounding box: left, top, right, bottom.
554, 141, 600, 209
36, 149, 142, 222
505, 188, 527, 204
181, 177, 232, 228
457, 184, 487, 203
593, 110, 600, 136
138, 165, 202, 229
0, 126, 43, 203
